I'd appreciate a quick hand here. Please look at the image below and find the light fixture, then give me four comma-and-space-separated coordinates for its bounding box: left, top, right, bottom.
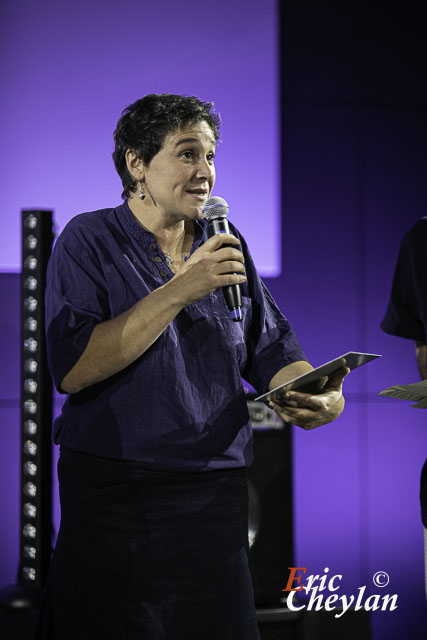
0, 210, 57, 610
18, 209, 54, 599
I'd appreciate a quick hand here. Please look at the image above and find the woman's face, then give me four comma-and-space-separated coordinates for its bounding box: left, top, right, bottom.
142, 120, 216, 220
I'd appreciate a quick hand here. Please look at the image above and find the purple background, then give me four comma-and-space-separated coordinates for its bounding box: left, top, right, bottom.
0, 0, 279, 275
1, 1, 427, 638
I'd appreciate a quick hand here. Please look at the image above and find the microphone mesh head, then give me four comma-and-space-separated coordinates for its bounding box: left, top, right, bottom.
202, 196, 229, 220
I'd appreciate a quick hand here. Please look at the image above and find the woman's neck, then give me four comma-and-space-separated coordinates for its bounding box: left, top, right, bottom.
127, 195, 187, 242
127, 196, 194, 268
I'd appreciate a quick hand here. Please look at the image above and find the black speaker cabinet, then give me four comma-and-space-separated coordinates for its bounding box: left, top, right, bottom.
246, 395, 294, 606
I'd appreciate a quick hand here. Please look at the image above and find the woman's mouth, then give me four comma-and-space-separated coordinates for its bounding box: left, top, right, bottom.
186, 189, 208, 200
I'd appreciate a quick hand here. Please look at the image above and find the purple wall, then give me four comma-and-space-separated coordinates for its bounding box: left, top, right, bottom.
0, 0, 279, 275
1, 1, 427, 639
280, 2, 427, 638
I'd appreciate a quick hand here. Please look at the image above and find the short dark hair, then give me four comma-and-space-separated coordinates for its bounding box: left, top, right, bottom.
112, 94, 221, 199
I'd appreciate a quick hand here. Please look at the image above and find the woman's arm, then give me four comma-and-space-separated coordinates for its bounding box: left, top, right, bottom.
61, 233, 246, 393
61, 282, 184, 393
415, 341, 427, 380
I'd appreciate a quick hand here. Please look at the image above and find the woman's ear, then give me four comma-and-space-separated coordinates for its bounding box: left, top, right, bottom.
125, 149, 145, 182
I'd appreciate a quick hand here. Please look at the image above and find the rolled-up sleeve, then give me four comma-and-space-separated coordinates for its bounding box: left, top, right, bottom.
45, 230, 109, 392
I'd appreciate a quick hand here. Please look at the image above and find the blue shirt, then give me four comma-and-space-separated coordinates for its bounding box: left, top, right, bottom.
45, 201, 306, 470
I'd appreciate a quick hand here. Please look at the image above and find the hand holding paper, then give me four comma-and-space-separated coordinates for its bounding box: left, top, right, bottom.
261, 351, 381, 430
379, 380, 427, 408
268, 367, 350, 430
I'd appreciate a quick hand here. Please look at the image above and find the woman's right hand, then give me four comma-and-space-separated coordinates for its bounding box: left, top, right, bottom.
60, 234, 246, 394
170, 233, 247, 305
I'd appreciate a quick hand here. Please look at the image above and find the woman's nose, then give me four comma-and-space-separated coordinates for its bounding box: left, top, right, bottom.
195, 157, 214, 178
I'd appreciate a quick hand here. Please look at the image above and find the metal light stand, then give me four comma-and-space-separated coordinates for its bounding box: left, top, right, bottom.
0, 210, 54, 618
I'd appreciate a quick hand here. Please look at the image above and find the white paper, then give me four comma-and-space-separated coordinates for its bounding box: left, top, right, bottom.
378, 380, 427, 408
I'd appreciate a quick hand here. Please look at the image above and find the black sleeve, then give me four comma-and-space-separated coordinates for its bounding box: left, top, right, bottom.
381, 218, 427, 342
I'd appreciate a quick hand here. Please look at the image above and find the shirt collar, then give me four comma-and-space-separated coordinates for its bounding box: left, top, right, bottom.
117, 200, 208, 250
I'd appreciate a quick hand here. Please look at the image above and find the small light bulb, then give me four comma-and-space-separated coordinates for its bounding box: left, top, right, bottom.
24, 359, 38, 374
23, 524, 36, 539
24, 400, 37, 415
24, 379, 37, 394
24, 338, 37, 353
24, 297, 38, 312
25, 235, 37, 250
24, 317, 38, 332
24, 276, 38, 291
24, 255, 37, 270
24, 215, 38, 229
23, 545, 36, 560
23, 482, 37, 497
24, 420, 37, 435
23, 461, 37, 477
22, 566, 36, 581
24, 440, 37, 456
23, 502, 36, 518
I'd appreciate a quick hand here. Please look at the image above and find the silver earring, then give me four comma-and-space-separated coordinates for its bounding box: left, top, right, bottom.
138, 181, 145, 200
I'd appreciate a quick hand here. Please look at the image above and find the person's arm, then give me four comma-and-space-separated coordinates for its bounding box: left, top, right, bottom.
415, 341, 427, 380
266, 361, 349, 430
61, 233, 245, 393
61, 283, 183, 393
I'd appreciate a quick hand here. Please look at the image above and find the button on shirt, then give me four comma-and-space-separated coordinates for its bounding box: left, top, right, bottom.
45, 202, 306, 470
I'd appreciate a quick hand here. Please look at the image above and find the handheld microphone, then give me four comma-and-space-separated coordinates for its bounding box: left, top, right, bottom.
202, 196, 243, 322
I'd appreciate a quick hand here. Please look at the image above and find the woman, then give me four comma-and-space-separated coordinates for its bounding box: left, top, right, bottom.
36, 94, 347, 639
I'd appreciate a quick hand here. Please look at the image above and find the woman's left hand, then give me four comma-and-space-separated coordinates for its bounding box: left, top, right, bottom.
269, 367, 350, 430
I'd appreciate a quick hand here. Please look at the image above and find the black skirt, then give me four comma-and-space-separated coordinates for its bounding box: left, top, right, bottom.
34, 447, 260, 640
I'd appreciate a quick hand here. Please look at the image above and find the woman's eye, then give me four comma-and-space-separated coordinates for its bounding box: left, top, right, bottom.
180, 150, 215, 163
